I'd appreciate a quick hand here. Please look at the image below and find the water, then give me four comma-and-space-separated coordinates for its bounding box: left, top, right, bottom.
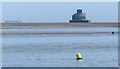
2, 27, 118, 67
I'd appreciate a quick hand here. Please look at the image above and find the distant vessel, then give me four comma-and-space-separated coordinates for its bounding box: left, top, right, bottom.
5, 18, 22, 23
69, 9, 90, 23
5, 20, 22, 23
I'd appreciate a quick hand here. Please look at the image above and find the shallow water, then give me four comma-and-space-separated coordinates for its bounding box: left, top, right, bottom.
2, 27, 118, 67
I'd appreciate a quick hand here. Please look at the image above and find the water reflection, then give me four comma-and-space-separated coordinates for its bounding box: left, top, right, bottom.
77, 58, 82, 62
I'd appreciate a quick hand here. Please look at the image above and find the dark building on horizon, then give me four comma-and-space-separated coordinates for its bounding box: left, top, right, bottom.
69, 9, 90, 23
5, 20, 22, 23
4, 18, 22, 23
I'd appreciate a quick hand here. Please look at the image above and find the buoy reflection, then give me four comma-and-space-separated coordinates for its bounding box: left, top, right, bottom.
77, 58, 82, 62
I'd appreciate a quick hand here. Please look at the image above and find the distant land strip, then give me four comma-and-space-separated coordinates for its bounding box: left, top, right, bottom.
0, 22, 118, 29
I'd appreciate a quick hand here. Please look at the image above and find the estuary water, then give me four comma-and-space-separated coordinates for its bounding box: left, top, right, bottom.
2, 27, 118, 67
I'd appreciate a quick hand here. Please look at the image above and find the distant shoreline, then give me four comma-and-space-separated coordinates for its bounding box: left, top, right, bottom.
1, 22, 118, 25
0, 22, 118, 29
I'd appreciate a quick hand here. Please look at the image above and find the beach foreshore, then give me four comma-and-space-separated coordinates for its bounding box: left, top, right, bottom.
2, 26, 118, 67
2, 22, 118, 67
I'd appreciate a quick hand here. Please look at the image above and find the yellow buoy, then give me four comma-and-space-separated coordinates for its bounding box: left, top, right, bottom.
76, 53, 82, 59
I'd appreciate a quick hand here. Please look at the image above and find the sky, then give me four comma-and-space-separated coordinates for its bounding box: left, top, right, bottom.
1, 0, 119, 2
2, 2, 118, 23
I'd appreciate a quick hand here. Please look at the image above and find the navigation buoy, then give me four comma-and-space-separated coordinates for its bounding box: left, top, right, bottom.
76, 53, 82, 59
112, 32, 114, 34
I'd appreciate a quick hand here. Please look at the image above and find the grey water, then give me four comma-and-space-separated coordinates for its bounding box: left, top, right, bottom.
2, 27, 118, 67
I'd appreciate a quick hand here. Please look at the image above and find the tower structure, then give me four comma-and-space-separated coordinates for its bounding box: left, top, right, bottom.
69, 9, 90, 23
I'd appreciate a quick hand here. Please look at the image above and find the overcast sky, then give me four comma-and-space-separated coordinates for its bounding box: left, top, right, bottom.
2, 2, 118, 23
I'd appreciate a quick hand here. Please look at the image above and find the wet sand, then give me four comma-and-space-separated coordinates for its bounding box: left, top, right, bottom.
2, 23, 118, 67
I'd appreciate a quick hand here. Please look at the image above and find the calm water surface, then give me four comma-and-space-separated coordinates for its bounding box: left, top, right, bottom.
2, 27, 118, 67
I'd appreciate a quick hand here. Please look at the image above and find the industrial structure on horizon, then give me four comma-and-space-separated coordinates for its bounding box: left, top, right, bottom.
69, 9, 90, 23
4, 18, 22, 23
